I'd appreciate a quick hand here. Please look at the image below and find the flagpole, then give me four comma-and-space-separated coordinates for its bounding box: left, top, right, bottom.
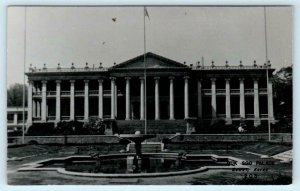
264, 6, 271, 142
22, 7, 27, 144
143, 6, 147, 135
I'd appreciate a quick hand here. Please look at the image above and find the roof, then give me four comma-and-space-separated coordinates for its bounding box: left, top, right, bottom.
111, 52, 189, 69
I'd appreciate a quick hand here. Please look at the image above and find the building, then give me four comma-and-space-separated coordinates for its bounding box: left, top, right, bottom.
7, 107, 27, 133
25, 52, 275, 134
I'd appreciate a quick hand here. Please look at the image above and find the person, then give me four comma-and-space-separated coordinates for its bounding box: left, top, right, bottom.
238, 123, 246, 133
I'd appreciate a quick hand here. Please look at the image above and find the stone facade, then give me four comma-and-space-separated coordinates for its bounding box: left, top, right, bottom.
25, 52, 275, 131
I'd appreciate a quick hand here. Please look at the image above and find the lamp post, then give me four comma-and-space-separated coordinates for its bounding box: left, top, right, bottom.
266, 61, 271, 141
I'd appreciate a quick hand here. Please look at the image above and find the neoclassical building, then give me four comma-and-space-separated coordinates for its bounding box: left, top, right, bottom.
26, 52, 275, 133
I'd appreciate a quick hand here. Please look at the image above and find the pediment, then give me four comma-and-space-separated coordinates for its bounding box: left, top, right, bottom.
111, 52, 188, 69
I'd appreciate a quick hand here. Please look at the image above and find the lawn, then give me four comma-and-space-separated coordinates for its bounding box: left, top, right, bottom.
7, 142, 292, 185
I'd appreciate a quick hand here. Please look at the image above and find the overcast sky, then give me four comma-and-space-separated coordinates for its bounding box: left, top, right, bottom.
7, 6, 292, 86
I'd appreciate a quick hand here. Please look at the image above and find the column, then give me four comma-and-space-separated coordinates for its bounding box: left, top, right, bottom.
13, 113, 18, 125
267, 78, 275, 121
37, 100, 41, 118
184, 76, 189, 119
125, 77, 131, 120
32, 86, 36, 118
115, 81, 118, 118
211, 78, 217, 118
239, 78, 245, 118
169, 76, 175, 120
27, 81, 33, 125
154, 77, 160, 120
225, 78, 232, 124
197, 79, 202, 119
84, 80, 89, 121
254, 78, 261, 126
36, 87, 41, 118
41, 80, 47, 122
32, 100, 36, 118
98, 79, 103, 119
70, 80, 75, 121
55, 80, 61, 122
110, 77, 115, 119
140, 77, 145, 120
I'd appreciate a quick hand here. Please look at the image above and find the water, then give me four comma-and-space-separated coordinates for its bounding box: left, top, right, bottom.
41, 155, 227, 174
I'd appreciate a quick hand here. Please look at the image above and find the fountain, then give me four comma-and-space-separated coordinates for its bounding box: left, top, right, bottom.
18, 132, 249, 177
89, 131, 156, 173
118, 131, 155, 157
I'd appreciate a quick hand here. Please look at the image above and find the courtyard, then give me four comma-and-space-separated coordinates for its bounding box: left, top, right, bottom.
7, 142, 292, 185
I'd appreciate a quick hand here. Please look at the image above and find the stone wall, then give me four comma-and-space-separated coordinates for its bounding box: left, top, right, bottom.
8, 133, 292, 146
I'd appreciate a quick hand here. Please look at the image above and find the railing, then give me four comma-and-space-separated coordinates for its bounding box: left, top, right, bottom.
232, 114, 240, 118
33, 90, 124, 96
260, 114, 269, 118
103, 90, 123, 95
191, 65, 271, 70
33, 117, 41, 121
117, 90, 124, 96
7, 120, 14, 124
246, 114, 255, 118
33, 88, 271, 98
202, 89, 211, 94
245, 89, 254, 94
46, 91, 56, 95
259, 88, 267, 94
230, 89, 240, 94
47, 116, 56, 121
29, 67, 108, 73
216, 89, 225, 94
61, 91, 70, 95
75, 116, 84, 120
28, 64, 272, 73
103, 115, 111, 119
17, 120, 25, 124
89, 90, 99, 95
33, 92, 41, 96
217, 114, 226, 118
75, 91, 84, 95
61, 116, 70, 120
103, 90, 111, 95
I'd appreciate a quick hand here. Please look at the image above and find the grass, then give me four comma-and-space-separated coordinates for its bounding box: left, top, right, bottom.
7, 142, 292, 185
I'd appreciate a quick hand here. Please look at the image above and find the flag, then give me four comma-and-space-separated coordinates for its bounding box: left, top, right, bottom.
144, 7, 150, 20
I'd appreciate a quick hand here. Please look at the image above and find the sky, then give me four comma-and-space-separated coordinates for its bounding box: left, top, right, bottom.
6, 6, 293, 86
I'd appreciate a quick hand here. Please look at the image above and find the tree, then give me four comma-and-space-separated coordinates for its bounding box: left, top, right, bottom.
272, 66, 292, 132
7, 83, 27, 107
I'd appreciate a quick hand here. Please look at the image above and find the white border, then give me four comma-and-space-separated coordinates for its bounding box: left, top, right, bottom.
1, 1, 298, 191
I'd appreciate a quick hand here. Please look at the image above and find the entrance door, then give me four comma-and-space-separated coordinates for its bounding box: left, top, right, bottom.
161, 101, 169, 119
131, 101, 140, 120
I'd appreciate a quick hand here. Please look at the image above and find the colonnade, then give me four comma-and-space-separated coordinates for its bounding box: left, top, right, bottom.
27, 76, 274, 126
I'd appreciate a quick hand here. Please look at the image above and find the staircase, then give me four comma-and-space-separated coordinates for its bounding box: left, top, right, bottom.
272, 149, 293, 163
127, 142, 164, 153
116, 120, 187, 134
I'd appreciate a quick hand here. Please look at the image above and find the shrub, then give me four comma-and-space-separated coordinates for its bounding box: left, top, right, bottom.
54, 120, 84, 135
83, 118, 105, 135
26, 123, 55, 136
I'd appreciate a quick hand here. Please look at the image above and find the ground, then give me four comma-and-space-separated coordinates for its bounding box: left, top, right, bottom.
7, 143, 292, 185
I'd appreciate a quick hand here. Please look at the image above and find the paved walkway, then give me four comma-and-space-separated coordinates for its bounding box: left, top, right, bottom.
272, 149, 293, 163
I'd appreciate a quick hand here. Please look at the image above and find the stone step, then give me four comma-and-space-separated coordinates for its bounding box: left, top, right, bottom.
127, 142, 163, 153
116, 120, 187, 134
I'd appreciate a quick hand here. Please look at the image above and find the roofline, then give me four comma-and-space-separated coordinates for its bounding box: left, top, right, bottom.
111, 52, 189, 69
